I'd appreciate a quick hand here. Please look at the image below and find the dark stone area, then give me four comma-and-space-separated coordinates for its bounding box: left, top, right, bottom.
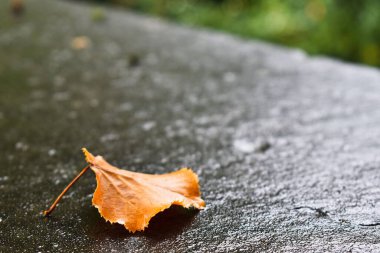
1, 0, 380, 252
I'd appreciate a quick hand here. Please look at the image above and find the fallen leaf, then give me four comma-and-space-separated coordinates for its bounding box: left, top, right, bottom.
43, 148, 205, 232
11, 0, 24, 16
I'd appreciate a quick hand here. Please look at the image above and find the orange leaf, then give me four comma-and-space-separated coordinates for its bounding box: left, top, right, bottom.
43, 148, 205, 233
83, 148, 205, 232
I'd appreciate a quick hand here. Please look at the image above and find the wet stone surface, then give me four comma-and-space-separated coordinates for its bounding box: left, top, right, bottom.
1, 0, 380, 252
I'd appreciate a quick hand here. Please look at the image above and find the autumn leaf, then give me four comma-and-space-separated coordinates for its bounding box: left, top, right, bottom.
11, 0, 24, 16
43, 148, 205, 232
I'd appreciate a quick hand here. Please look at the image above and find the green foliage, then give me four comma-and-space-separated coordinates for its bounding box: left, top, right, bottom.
91, 7, 106, 22
91, 0, 380, 66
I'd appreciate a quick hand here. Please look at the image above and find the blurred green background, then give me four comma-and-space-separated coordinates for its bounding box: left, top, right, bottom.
89, 0, 380, 67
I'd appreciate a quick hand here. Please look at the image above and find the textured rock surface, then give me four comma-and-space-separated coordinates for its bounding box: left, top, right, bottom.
1, 0, 380, 252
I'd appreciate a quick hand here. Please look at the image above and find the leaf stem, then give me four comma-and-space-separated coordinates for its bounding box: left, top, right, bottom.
43, 165, 90, 216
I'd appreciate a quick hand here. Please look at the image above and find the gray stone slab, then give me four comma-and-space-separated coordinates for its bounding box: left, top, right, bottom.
1, 0, 380, 252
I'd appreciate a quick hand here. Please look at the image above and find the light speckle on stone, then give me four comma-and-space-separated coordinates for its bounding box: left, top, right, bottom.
233, 139, 255, 153
15, 142, 28, 151
48, 149, 56, 156
100, 133, 119, 142
118, 102, 133, 112
142, 121, 156, 131
223, 72, 237, 83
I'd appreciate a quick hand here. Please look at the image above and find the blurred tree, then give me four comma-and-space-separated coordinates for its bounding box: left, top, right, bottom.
84, 0, 380, 67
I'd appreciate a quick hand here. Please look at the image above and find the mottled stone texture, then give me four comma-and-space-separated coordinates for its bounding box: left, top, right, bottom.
1, 0, 380, 252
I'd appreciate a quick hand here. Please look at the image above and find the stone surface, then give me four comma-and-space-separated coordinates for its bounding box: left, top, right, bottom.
1, 0, 380, 252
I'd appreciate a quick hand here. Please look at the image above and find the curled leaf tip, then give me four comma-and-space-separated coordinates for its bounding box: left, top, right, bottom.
82, 147, 95, 164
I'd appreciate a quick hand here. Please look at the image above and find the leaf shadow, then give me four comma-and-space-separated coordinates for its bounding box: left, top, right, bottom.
143, 205, 198, 240
85, 205, 198, 241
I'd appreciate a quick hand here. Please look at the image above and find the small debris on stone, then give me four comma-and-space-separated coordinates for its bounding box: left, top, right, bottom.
233, 138, 271, 153
128, 54, 140, 68
295, 206, 329, 218
70, 36, 91, 50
